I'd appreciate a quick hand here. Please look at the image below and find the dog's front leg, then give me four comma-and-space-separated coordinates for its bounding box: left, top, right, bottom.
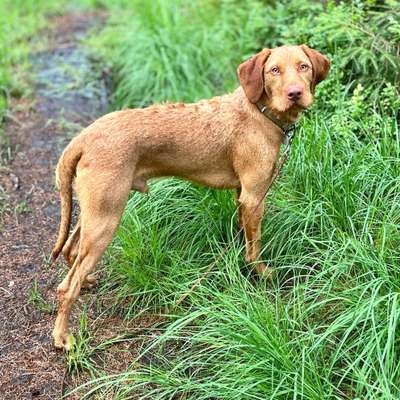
240, 194, 266, 275
238, 182, 271, 276
236, 188, 243, 230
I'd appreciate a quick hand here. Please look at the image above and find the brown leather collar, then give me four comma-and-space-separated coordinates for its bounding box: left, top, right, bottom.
256, 102, 296, 144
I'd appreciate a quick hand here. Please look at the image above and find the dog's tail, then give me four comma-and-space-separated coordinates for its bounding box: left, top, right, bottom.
51, 144, 82, 261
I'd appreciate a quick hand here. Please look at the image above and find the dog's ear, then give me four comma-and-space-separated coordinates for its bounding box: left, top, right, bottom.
300, 44, 330, 92
237, 48, 271, 103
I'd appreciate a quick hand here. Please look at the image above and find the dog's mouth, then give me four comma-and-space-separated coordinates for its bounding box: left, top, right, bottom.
290, 95, 313, 108
272, 100, 308, 115
284, 97, 312, 114
291, 101, 308, 110
264, 91, 313, 120
265, 97, 312, 124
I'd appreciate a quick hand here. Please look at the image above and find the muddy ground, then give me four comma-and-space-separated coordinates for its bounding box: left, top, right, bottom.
0, 12, 109, 399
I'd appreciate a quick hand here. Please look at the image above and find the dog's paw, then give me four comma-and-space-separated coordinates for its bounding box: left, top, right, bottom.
254, 263, 273, 279
53, 330, 75, 351
82, 273, 97, 289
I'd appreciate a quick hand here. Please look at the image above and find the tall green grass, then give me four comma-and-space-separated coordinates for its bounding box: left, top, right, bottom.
89, 0, 400, 108
88, 0, 271, 106
71, 0, 400, 398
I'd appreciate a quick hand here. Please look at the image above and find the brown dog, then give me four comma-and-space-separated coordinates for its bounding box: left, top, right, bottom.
51, 44, 329, 349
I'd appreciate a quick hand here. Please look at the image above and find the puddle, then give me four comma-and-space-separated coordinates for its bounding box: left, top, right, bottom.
32, 26, 108, 125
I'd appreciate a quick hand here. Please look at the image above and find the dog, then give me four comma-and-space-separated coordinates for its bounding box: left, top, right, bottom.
51, 44, 330, 350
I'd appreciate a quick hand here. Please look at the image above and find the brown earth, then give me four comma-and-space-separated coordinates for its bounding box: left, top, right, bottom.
0, 11, 109, 399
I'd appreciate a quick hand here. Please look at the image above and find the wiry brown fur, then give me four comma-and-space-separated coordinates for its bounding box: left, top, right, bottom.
51, 45, 330, 350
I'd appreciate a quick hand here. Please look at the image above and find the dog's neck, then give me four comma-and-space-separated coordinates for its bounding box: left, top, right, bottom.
252, 94, 299, 136
254, 102, 296, 134
234, 88, 297, 145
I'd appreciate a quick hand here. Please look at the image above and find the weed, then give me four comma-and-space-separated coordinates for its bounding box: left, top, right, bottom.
28, 280, 53, 314
66, 311, 96, 374
0, 128, 12, 165
14, 201, 31, 215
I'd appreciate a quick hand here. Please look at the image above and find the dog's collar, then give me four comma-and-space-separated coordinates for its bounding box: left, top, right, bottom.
256, 102, 296, 145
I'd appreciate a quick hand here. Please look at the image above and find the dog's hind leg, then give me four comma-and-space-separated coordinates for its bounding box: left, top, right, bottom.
235, 187, 243, 230
61, 218, 96, 288
52, 173, 131, 350
62, 217, 80, 267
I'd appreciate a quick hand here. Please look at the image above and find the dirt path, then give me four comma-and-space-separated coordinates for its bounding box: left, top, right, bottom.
0, 12, 107, 399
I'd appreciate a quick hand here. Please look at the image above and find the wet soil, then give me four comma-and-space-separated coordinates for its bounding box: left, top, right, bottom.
0, 12, 108, 399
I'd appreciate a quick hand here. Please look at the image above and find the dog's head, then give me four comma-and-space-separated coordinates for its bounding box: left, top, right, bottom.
237, 45, 330, 115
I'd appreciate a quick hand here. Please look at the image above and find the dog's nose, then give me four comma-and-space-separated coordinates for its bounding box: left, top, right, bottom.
287, 86, 303, 101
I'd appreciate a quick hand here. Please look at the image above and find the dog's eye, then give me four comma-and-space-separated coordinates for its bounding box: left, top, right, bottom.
299, 63, 309, 71
271, 66, 280, 75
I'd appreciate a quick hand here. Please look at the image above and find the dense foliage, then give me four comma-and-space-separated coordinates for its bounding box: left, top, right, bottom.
90, 0, 399, 107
